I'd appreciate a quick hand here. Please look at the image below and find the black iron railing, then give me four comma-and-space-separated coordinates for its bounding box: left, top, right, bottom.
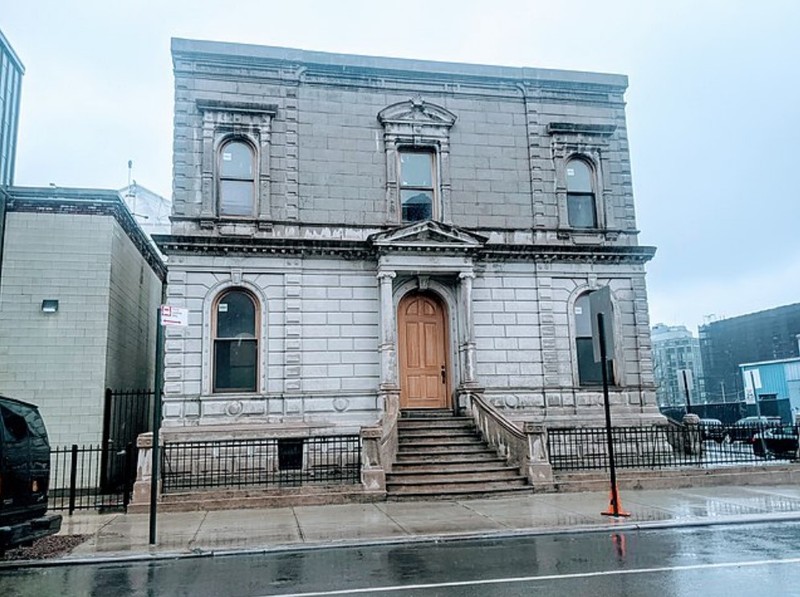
161, 435, 362, 493
548, 424, 798, 472
50, 443, 135, 513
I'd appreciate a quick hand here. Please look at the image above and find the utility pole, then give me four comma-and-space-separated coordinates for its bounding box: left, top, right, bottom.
149, 309, 164, 545
682, 370, 692, 415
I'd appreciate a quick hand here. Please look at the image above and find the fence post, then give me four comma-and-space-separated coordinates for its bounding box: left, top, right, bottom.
100, 388, 113, 491
122, 442, 133, 513
68, 444, 79, 515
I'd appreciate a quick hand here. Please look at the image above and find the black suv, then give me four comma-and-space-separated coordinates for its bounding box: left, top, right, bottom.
1, 396, 62, 552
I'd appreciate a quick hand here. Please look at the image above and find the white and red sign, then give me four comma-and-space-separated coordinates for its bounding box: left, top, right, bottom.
160, 305, 189, 327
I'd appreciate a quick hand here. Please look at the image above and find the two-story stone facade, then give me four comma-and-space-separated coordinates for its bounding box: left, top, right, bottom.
154, 38, 659, 435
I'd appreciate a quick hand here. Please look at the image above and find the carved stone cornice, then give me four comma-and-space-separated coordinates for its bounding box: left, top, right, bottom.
195, 98, 278, 116
547, 122, 616, 137
153, 234, 372, 260
154, 230, 655, 265
378, 98, 457, 129
481, 243, 656, 264
368, 220, 487, 253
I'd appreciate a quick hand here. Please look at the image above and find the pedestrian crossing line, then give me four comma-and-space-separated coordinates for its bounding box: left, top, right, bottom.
270, 556, 800, 596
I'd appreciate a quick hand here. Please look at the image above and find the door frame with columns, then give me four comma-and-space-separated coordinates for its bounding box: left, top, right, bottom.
376, 257, 480, 415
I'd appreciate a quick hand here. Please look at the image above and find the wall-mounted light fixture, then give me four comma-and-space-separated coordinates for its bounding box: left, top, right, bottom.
41, 300, 59, 313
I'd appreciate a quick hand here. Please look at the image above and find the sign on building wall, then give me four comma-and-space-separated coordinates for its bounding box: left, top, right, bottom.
160, 305, 188, 327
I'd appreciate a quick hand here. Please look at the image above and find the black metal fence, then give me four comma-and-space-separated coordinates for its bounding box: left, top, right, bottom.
50, 443, 136, 514
548, 425, 798, 472
660, 399, 793, 426
161, 435, 361, 493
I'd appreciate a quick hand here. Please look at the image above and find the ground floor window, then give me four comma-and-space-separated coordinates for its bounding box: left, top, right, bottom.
574, 292, 614, 386
213, 288, 259, 392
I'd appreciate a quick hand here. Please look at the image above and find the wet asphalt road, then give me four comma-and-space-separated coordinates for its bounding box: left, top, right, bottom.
3, 522, 800, 596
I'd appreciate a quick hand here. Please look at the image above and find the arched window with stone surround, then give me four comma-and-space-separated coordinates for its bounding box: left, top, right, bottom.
566, 158, 598, 228
213, 288, 258, 393
574, 292, 614, 386
218, 139, 256, 217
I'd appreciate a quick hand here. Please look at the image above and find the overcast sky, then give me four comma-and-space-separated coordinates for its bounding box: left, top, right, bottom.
2, 0, 799, 333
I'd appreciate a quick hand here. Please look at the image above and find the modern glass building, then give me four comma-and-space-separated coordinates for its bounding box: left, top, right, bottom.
0, 28, 24, 186
651, 324, 706, 408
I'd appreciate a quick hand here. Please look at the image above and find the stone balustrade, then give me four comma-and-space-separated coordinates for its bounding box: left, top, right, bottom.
467, 391, 554, 489
359, 389, 399, 496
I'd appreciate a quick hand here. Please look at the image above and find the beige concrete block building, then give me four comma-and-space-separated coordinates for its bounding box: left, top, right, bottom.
0, 187, 165, 446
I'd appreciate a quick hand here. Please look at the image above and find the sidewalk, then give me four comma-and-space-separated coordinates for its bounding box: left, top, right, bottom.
20, 484, 800, 564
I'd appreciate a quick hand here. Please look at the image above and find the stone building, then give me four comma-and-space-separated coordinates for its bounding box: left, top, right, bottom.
0, 186, 165, 446
155, 38, 659, 436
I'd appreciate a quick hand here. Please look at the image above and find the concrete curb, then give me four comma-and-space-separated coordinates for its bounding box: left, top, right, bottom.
5, 511, 800, 570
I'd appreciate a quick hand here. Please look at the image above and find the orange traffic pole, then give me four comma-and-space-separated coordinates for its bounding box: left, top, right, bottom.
601, 483, 631, 517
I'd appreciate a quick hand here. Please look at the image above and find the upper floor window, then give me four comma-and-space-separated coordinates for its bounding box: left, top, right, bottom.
196, 100, 277, 223
378, 98, 456, 224
566, 158, 597, 229
213, 289, 259, 393
574, 292, 614, 386
400, 150, 435, 222
218, 139, 256, 217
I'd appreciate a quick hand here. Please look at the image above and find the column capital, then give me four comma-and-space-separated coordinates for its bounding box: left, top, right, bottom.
458, 271, 476, 280
377, 270, 397, 281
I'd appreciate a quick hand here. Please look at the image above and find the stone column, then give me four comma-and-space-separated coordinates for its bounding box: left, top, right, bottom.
682, 413, 703, 456
377, 270, 398, 389
459, 271, 477, 385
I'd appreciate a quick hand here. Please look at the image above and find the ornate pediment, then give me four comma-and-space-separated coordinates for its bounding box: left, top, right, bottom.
378, 97, 457, 129
369, 220, 487, 251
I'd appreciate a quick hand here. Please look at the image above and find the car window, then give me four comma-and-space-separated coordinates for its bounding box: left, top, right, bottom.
1, 404, 30, 442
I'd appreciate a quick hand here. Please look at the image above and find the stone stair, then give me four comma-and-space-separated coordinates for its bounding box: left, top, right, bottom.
386, 412, 531, 500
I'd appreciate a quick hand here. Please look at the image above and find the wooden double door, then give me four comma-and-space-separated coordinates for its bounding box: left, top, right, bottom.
398, 292, 450, 410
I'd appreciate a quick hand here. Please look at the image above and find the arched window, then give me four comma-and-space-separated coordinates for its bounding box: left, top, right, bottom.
213, 289, 258, 393
399, 149, 435, 222
574, 292, 614, 386
566, 158, 597, 228
218, 139, 255, 217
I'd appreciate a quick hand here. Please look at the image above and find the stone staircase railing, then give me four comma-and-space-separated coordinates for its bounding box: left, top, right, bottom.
664, 414, 703, 456
360, 391, 400, 496
466, 391, 554, 490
